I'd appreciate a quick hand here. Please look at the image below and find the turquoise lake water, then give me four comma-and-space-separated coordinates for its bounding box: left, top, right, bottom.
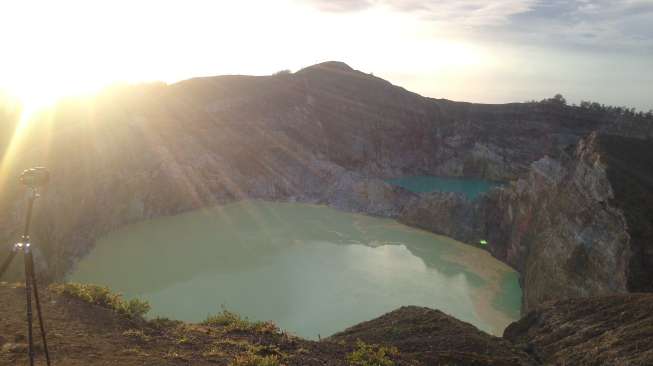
69, 201, 521, 339
387, 176, 503, 200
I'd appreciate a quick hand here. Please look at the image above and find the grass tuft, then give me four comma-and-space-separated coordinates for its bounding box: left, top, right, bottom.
203, 308, 278, 334
230, 352, 282, 366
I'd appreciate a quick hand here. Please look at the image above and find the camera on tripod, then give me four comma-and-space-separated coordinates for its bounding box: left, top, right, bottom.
0, 166, 52, 366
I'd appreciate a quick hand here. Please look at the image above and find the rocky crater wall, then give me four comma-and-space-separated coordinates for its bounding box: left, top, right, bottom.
0, 62, 650, 313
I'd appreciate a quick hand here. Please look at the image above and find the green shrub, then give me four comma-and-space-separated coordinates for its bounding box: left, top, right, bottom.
203, 308, 278, 333
50, 283, 150, 318
346, 340, 398, 366
50, 282, 118, 306
203, 309, 246, 327
121, 298, 151, 318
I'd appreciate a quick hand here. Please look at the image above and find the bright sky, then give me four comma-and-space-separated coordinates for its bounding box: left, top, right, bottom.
1, 0, 652, 110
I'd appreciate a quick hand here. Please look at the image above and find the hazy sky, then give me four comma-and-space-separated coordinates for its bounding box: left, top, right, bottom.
1, 0, 652, 110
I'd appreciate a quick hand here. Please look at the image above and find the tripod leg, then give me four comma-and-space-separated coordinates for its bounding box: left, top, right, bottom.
24, 251, 35, 366
0, 249, 17, 280
27, 251, 51, 366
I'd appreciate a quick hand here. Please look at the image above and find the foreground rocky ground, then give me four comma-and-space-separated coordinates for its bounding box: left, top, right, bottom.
2, 283, 652, 365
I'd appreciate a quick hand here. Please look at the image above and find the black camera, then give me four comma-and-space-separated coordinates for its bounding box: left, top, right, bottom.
19, 167, 50, 188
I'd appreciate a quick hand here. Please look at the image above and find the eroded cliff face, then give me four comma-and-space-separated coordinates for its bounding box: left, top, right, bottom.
483, 133, 631, 311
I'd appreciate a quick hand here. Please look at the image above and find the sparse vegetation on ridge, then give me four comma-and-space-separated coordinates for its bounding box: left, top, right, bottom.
533, 93, 653, 122
49, 282, 151, 318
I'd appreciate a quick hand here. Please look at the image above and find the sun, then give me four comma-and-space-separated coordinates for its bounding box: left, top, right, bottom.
8, 84, 72, 115
2, 56, 112, 115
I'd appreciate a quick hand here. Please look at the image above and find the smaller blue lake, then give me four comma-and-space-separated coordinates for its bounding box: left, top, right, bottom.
387, 176, 503, 200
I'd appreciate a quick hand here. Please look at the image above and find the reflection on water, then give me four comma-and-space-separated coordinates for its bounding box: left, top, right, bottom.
70, 201, 520, 338
387, 176, 503, 200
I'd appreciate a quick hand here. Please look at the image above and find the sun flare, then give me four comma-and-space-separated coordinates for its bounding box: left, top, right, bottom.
1, 0, 493, 114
